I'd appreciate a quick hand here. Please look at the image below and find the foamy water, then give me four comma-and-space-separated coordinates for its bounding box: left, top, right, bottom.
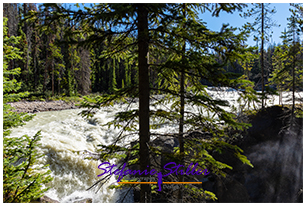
9, 105, 137, 203
8, 89, 302, 202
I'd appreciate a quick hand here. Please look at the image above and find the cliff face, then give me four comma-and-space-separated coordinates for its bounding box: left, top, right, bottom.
243, 106, 302, 203
206, 106, 303, 203
128, 106, 302, 203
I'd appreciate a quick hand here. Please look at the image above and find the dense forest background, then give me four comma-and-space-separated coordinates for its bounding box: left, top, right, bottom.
3, 3, 303, 99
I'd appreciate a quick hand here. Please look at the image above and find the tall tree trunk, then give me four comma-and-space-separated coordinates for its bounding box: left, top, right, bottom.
292, 60, 295, 119
58, 70, 61, 95
43, 44, 48, 94
52, 59, 54, 96
137, 4, 151, 203
291, 34, 296, 126
23, 3, 29, 83
178, 3, 186, 203
125, 60, 130, 87
68, 62, 73, 97
111, 58, 117, 92
33, 42, 38, 91
261, 3, 265, 108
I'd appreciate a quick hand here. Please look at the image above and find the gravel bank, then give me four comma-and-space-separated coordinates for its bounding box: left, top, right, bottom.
7, 100, 79, 113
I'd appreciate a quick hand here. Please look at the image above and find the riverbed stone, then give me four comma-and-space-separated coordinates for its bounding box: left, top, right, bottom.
36, 195, 60, 203
73, 198, 93, 203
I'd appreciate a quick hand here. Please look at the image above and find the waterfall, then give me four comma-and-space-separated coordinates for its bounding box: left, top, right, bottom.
9, 106, 136, 203
8, 89, 301, 202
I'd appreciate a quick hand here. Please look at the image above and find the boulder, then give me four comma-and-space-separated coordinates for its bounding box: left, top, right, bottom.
213, 176, 249, 203
151, 135, 179, 153
35, 195, 60, 203
73, 198, 93, 203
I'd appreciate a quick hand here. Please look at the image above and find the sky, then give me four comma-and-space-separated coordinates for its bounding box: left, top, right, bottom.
68, 2, 296, 48
198, 3, 294, 48
1, 2, 301, 49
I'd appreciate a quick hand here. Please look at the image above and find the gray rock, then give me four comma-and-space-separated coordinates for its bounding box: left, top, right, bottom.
151, 136, 179, 153
73, 198, 93, 203
37, 195, 60, 203
33, 109, 39, 113
213, 176, 249, 203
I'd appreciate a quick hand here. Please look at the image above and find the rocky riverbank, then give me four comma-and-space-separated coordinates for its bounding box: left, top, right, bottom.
7, 100, 79, 113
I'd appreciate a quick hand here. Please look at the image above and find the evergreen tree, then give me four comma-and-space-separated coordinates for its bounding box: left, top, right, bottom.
30, 11, 42, 92
150, 3, 256, 202
48, 39, 65, 96
125, 60, 131, 88
31, 3, 255, 203
109, 58, 117, 93
269, 32, 288, 106
3, 17, 53, 203
270, 4, 303, 123
241, 3, 280, 108
76, 46, 91, 95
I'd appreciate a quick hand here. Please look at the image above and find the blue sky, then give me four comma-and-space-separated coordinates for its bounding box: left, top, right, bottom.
198, 3, 293, 48
71, 3, 295, 48
56, 2, 298, 48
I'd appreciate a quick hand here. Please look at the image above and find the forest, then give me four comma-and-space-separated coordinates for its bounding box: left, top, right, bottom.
3, 3, 303, 203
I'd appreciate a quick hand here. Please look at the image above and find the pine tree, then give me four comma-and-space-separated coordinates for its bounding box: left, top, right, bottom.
150, 3, 255, 202
3, 17, 53, 203
30, 12, 42, 92
269, 34, 288, 106
109, 58, 117, 93
48, 40, 65, 96
270, 4, 303, 123
76, 47, 91, 95
286, 3, 303, 120
241, 3, 280, 108
125, 60, 131, 88
34, 3, 255, 203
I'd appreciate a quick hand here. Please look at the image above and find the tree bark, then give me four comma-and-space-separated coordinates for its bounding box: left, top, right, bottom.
261, 3, 265, 108
137, 4, 151, 203
58, 70, 61, 95
291, 33, 296, 126
51, 60, 54, 96
178, 3, 186, 203
23, 4, 29, 83
43, 45, 48, 94
33, 40, 38, 91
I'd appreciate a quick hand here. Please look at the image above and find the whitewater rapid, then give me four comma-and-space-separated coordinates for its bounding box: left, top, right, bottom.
8, 89, 302, 202
8, 105, 137, 203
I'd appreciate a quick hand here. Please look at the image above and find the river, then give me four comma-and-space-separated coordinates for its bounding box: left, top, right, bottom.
8, 89, 302, 202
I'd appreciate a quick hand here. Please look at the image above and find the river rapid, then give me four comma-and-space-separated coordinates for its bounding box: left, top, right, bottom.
9, 105, 137, 203
8, 89, 302, 203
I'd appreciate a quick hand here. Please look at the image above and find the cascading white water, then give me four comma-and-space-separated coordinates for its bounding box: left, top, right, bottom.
8, 105, 137, 203
8, 89, 301, 202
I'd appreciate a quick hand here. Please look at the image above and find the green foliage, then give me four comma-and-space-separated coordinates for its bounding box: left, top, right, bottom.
65, 43, 81, 97
240, 3, 279, 42
269, 4, 303, 118
29, 3, 258, 202
204, 190, 218, 201
109, 58, 117, 93
3, 17, 53, 203
3, 17, 33, 136
240, 3, 280, 108
3, 132, 53, 203
269, 44, 290, 93
185, 138, 253, 179
74, 3, 255, 203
